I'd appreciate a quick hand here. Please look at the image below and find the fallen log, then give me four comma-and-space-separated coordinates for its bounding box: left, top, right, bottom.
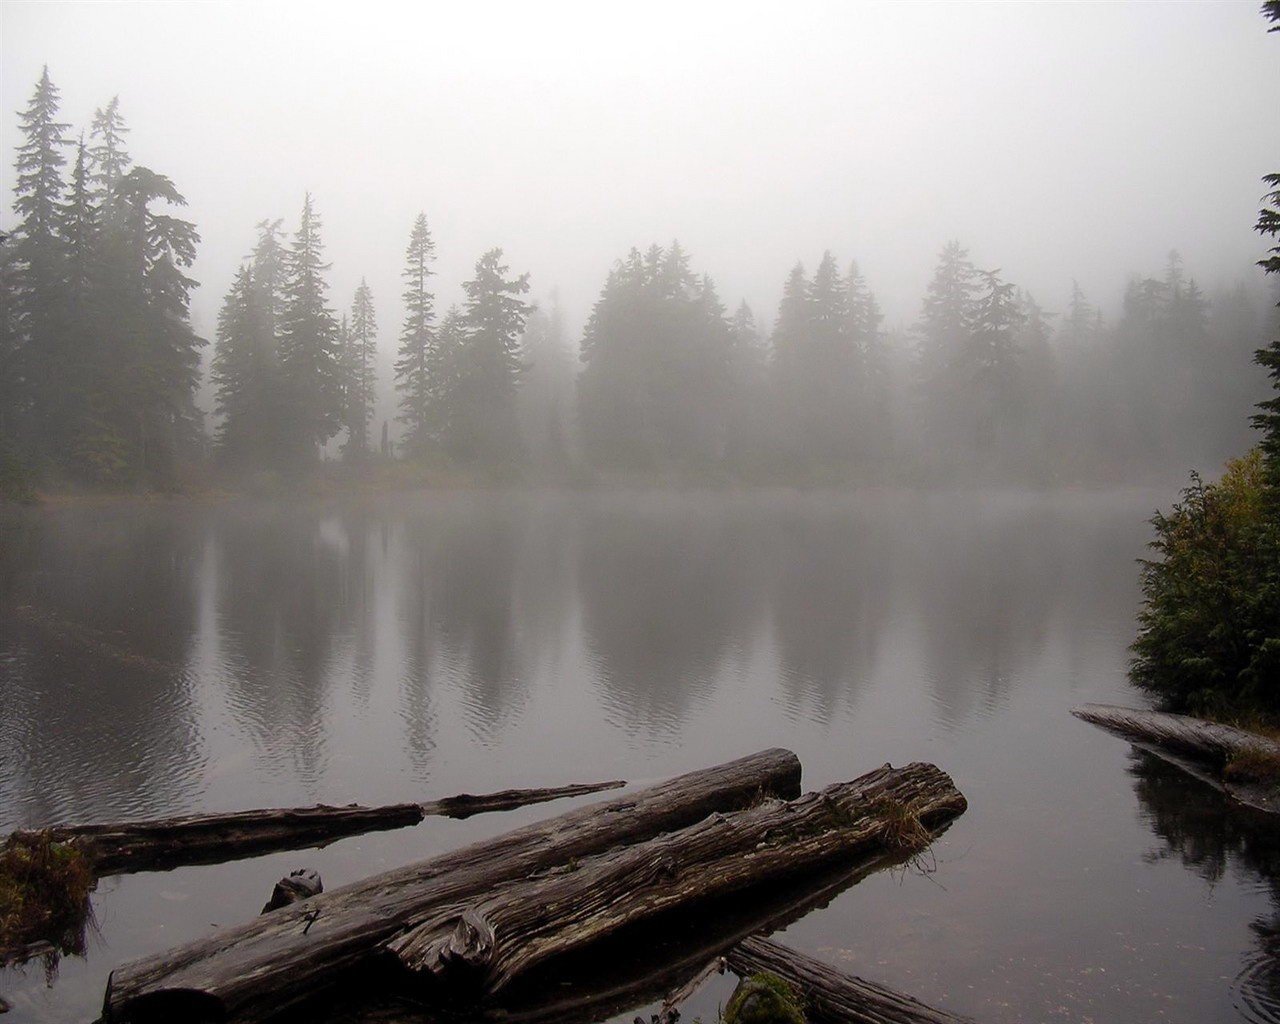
1072, 703, 1280, 814
12, 780, 625, 876
726, 936, 974, 1024
390, 761, 966, 996
103, 748, 802, 1024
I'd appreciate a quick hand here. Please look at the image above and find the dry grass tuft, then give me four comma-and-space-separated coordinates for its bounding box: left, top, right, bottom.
0, 831, 95, 968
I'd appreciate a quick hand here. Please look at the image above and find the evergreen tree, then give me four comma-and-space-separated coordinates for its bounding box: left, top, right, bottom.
964, 268, 1024, 454
915, 241, 979, 470
211, 264, 268, 463
847, 260, 890, 463
110, 166, 204, 481
88, 96, 131, 216
11, 66, 70, 455
446, 248, 530, 463
277, 193, 340, 459
1252, 169, 1280, 473
249, 218, 286, 336
579, 242, 736, 469
342, 278, 377, 459
56, 136, 100, 464
395, 213, 437, 454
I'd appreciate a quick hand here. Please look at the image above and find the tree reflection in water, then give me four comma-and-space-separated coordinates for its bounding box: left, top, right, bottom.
1129, 750, 1280, 1024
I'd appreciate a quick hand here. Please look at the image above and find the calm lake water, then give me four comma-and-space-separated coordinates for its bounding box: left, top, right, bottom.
0, 489, 1276, 1024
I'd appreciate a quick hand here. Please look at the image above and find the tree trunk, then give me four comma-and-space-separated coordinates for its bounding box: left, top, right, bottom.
12, 781, 625, 876
103, 748, 802, 1024
1072, 703, 1280, 814
390, 761, 966, 997
726, 936, 975, 1024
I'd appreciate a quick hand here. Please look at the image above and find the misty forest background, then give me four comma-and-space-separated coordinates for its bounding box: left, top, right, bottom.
2, 69, 1277, 493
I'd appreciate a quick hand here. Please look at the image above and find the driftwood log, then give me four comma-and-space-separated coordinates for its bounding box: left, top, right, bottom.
389, 761, 966, 996
726, 936, 975, 1024
1072, 703, 1280, 814
11, 781, 625, 877
103, 748, 802, 1024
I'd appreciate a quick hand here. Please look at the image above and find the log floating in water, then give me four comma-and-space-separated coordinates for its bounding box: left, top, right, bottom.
12, 780, 626, 876
390, 761, 966, 996
1071, 703, 1280, 814
726, 936, 975, 1024
103, 748, 802, 1024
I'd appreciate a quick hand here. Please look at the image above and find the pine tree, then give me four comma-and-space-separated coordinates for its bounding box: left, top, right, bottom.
56, 136, 101, 464
110, 166, 204, 481
11, 66, 71, 455
278, 193, 341, 459
395, 213, 437, 454
1252, 169, 1280, 473
342, 279, 377, 459
447, 248, 530, 463
211, 265, 265, 461
965, 268, 1025, 454
88, 96, 131, 215
250, 218, 286, 336
847, 260, 890, 463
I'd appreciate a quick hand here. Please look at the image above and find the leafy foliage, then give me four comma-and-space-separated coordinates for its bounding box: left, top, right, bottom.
1131, 451, 1280, 715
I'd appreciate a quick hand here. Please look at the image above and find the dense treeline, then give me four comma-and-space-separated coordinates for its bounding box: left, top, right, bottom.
1, 67, 1275, 495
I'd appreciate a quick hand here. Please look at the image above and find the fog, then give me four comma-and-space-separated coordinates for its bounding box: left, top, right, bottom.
2, 1, 1279, 486
4, 0, 1275, 335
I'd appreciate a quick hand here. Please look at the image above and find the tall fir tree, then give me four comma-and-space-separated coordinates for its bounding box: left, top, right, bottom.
342, 278, 377, 459
395, 213, 437, 454
965, 268, 1025, 455
1252, 160, 1280, 473
277, 193, 341, 459
446, 248, 530, 463
88, 96, 131, 218
211, 264, 267, 463
11, 66, 70, 454
110, 166, 204, 481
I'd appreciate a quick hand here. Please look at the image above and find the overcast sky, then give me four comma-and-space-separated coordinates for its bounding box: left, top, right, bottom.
3, 0, 1278, 355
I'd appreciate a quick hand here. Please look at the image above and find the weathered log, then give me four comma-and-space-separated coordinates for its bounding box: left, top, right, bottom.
103, 748, 802, 1024
1072, 703, 1280, 814
390, 761, 966, 996
418, 781, 626, 820
726, 936, 975, 1024
13, 780, 625, 876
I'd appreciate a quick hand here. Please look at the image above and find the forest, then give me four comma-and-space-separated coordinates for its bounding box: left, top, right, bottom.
1, 67, 1275, 496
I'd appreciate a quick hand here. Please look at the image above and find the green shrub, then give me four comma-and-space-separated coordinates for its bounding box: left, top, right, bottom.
1130, 450, 1280, 716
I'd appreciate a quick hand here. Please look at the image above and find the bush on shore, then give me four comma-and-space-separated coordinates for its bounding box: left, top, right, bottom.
1130, 449, 1280, 718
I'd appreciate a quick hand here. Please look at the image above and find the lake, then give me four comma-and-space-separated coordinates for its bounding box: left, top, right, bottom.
1, 489, 1276, 1023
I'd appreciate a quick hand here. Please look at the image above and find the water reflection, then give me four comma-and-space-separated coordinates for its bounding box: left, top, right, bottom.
2, 492, 1278, 1024
0, 510, 203, 825
1129, 751, 1280, 1024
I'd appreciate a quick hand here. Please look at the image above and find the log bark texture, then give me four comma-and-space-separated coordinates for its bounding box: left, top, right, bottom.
389, 761, 966, 997
1072, 703, 1280, 814
10, 781, 625, 877
103, 749, 802, 1024
726, 936, 974, 1024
